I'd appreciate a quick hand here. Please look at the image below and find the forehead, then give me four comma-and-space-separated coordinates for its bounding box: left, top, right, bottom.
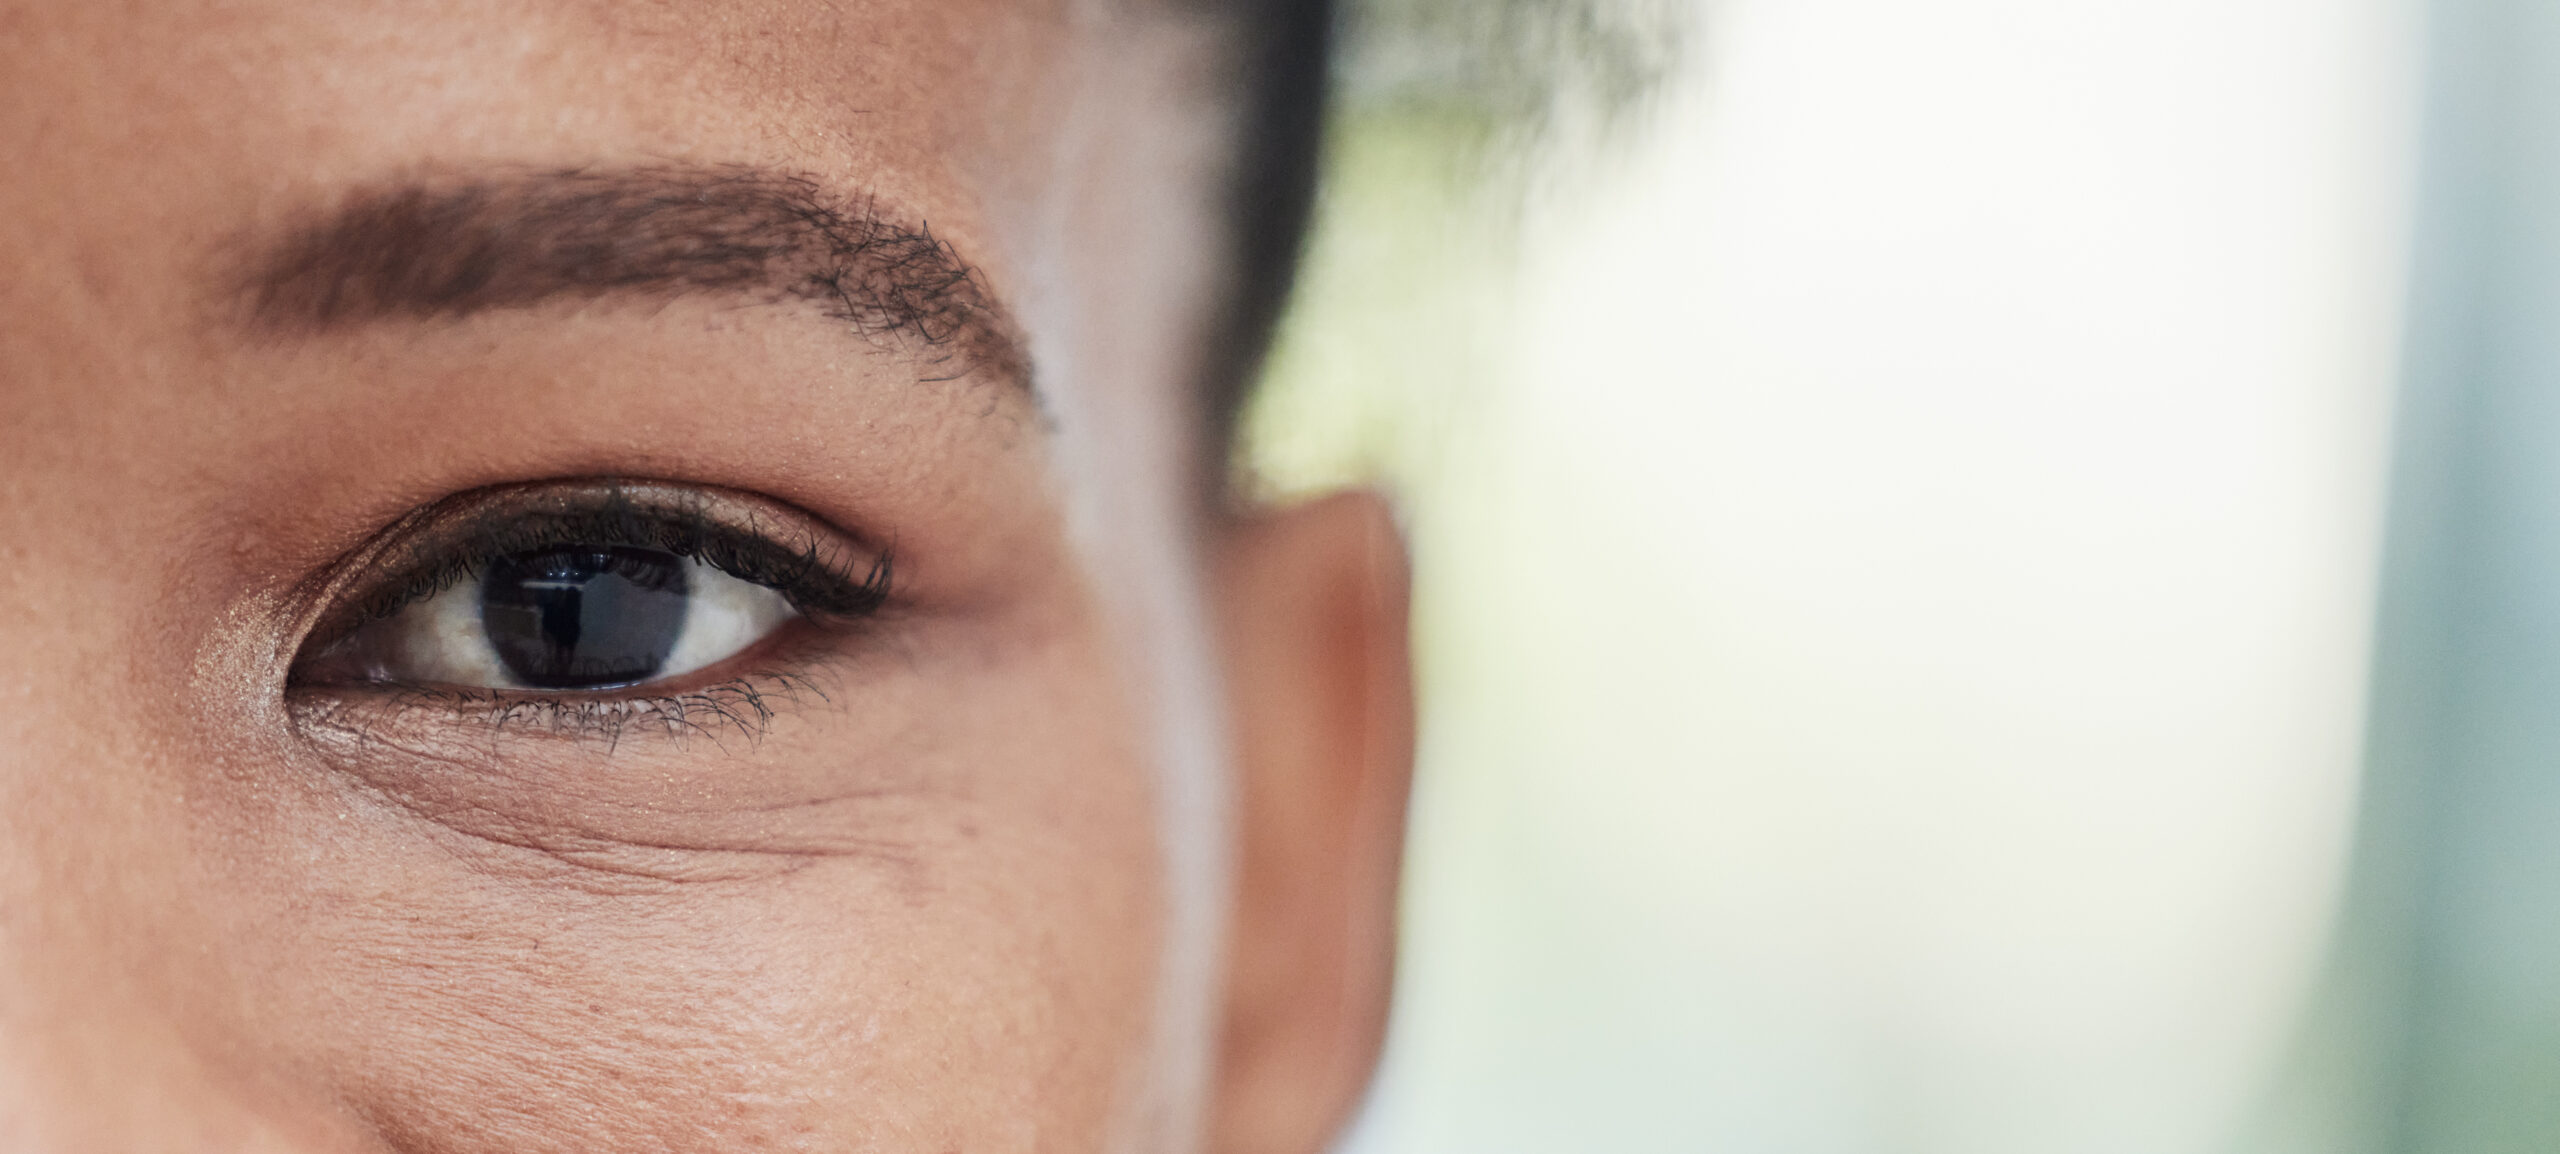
9, 0, 1067, 140
0, 0, 1217, 320
2, 0, 1250, 467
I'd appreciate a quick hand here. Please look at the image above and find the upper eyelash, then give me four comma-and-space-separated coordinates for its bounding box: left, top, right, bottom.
313, 486, 893, 652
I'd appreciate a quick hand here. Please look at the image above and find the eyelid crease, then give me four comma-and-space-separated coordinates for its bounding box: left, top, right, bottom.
290, 480, 893, 672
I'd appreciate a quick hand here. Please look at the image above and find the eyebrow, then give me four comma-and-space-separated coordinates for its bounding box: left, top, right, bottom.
241, 165, 1029, 388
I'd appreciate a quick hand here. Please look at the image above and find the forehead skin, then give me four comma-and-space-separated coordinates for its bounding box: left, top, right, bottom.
17, 0, 1041, 301
0, 1, 1242, 1151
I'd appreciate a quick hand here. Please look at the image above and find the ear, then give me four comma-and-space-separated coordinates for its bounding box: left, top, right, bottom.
1207, 491, 1415, 1154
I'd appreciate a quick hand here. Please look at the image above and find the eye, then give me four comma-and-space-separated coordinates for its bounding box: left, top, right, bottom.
289, 483, 890, 695
328, 546, 796, 691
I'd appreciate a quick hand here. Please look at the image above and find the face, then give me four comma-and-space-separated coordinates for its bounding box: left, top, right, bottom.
0, 3, 1411, 1152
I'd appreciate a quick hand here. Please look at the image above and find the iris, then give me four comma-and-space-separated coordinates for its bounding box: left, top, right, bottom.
481, 547, 690, 689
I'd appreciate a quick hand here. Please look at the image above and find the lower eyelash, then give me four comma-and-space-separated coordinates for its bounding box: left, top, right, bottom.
290, 668, 837, 749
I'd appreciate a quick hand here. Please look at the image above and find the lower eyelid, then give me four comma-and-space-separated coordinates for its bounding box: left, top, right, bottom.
292, 662, 846, 748
279, 673, 917, 880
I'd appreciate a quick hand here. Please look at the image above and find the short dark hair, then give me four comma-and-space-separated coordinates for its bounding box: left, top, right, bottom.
1204, 0, 1335, 468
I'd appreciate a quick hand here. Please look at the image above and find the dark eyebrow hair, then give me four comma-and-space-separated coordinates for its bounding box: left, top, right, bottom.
241, 165, 1029, 388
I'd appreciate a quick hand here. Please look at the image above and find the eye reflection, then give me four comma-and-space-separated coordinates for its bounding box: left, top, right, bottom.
324, 545, 798, 691
484, 547, 690, 688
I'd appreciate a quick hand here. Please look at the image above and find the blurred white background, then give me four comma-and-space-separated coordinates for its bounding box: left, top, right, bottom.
1249, 0, 2421, 1149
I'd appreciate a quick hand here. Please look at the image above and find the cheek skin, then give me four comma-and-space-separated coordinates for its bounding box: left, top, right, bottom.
163, 563, 1169, 1149
69, 298, 1181, 1150
0, 0, 1229, 1149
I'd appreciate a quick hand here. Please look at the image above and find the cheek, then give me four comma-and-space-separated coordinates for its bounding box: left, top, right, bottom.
178, 615, 1168, 1151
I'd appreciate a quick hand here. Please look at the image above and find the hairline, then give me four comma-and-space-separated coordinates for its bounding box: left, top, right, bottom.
1194, 0, 1335, 488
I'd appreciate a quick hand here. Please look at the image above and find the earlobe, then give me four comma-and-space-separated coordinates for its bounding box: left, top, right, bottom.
1207, 491, 1415, 1154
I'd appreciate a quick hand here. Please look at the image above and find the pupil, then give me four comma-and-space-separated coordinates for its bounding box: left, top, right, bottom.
480, 546, 690, 689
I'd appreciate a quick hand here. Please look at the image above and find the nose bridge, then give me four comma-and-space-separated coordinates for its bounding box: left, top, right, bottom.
0, 649, 103, 1142
0, 956, 178, 1154
0, 794, 349, 1152
0, 710, 178, 1149
0, 687, 330, 1151
0, 750, 64, 1152
0, 754, 142, 1151
0, 1003, 336, 1154
0, 487, 357, 1151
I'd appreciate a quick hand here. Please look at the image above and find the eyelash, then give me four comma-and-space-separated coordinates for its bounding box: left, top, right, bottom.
331, 496, 891, 633
292, 668, 841, 746
287, 486, 892, 742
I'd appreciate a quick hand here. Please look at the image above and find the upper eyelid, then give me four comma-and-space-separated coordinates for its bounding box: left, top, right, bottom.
293, 480, 890, 652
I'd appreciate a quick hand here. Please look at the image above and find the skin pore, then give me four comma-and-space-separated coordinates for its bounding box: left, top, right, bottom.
0, 2, 1411, 1152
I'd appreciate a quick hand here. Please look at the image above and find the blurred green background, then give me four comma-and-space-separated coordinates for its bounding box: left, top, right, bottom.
1240, 0, 2467, 1150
